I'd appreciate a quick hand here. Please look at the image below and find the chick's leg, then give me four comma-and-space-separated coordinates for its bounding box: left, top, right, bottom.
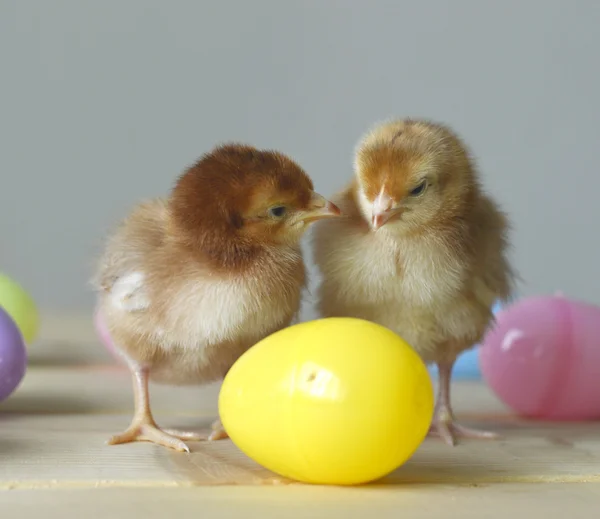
108, 366, 203, 452
429, 361, 499, 446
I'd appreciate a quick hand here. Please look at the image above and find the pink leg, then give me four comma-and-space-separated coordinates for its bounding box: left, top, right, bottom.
429, 361, 500, 446
108, 366, 204, 452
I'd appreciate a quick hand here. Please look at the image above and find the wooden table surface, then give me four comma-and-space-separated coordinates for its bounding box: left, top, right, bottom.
1, 314, 599, 518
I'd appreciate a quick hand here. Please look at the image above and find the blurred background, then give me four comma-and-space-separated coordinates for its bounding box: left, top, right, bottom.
1, 0, 599, 325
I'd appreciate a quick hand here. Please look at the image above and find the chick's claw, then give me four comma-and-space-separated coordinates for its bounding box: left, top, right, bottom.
163, 423, 229, 442
450, 423, 499, 441
162, 428, 206, 441
428, 418, 499, 446
428, 403, 499, 446
207, 418, 229, 441
108, 422, 192, 453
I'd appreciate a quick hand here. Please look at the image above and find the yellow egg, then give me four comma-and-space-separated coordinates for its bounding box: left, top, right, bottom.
219, 317, 434, 485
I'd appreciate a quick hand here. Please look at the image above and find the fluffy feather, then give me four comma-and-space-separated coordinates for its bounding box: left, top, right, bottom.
312, 119, 515, 445
93, 143, 340, 451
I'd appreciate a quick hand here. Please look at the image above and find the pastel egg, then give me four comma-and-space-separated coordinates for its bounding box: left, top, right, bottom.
480, 295, 600, 420
0, 272, 40, 345
0, 305, 27, 402
219, 317, 434, 486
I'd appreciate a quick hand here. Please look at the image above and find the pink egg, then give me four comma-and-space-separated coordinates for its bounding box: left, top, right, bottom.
480, 295, 600, 420
93, 308, 120, 361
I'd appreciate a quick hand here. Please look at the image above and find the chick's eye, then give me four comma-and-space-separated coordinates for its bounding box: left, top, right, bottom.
268, 206, 287, 218
409, 180, 427, 197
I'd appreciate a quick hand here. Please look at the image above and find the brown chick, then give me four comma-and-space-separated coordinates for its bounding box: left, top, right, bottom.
92, 143, 341, 452
312, 119, 515, 446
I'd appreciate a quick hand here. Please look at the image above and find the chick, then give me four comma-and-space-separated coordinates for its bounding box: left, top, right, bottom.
312, 119, 515, 446
92, 143, 341, 452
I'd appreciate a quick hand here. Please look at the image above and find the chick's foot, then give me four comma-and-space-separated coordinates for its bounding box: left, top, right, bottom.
109, 365, 202, 452
428, 407, 499, 446
108, 421, 196, 452
164, 422, 229, 442
429, 360, 500, 446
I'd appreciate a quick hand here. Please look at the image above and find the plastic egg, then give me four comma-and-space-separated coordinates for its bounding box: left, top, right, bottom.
93, 308, 120, 360
480, 294, 600, 420
0, 272, 40, 344
219, 317, 434, 486
0, 306, 27, 402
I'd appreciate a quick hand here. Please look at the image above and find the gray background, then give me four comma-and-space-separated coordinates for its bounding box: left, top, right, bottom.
1, 0, 599, 318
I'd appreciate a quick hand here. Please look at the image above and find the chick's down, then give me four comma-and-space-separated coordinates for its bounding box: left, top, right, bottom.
312, 119, 515, 446
93, 144, 341, 452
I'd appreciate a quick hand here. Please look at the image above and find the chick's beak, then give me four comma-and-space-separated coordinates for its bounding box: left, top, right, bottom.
371, 193, 398, 230
299, 192, 342, 223
372, 211, 393, 230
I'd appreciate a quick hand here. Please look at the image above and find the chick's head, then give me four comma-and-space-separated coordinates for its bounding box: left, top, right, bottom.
169, 144, 340, 256
354, 119, 478, 233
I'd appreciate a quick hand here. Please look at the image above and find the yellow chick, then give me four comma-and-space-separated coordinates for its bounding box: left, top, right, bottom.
312, 119, 515, 445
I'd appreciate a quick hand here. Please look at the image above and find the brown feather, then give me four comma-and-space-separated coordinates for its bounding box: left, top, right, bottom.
92, 143, 334, 385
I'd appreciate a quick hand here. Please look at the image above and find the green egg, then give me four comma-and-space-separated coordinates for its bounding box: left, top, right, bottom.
0, 272, 40, 344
